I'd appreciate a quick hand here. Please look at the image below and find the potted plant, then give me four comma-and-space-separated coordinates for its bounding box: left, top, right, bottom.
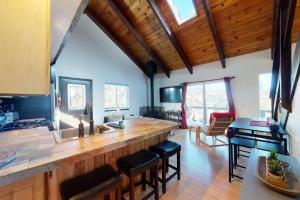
268, 150, 278, 161
265, 151, 287, 188
268, 159, 282, 178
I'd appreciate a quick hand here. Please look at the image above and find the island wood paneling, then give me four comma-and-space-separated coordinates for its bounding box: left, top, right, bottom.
0, 174, 44, 200
46, 133, 167, 200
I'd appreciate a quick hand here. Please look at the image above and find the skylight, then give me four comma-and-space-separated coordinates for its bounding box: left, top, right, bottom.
167, 0, 197, 25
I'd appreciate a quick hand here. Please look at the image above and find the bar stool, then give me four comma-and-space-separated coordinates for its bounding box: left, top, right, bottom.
117, 150, 160, 200
149, 140, 181, 193
60, 165, 122, 200
229, 136, 255, 182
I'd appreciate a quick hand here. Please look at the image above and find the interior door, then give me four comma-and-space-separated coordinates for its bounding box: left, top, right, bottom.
58, 76, 93, 129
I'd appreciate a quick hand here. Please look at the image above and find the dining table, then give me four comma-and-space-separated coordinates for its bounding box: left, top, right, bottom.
228, 117, 288, 153
227, 118, 288, 182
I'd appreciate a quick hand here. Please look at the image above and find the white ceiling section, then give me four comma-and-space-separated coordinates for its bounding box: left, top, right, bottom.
50, 0, 82, 63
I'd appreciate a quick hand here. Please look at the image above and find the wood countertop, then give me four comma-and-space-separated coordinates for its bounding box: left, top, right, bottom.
0, 118, 178, 186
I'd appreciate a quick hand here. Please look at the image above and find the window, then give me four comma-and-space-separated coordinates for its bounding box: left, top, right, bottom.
67, 84, 86, 110
186, 81, 228, 125
205, 82, 229, 123
259, 73, 272, 118
104, 84, 129, 111
167, 0, 197, 25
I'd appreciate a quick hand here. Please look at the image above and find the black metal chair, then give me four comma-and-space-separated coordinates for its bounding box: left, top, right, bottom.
117, 150, 160, 200
149, 140, 181, 193
60, 165, 122, 200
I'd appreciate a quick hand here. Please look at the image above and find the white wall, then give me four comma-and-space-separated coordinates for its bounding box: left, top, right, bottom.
154, 49, 273, 118
286, 43, 300, 161
286, 82, 300, 161
51, 0, 82, 62
55, 15, 149, 124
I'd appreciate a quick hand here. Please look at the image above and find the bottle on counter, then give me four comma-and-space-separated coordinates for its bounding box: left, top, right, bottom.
78, 118, 84, 137
89, 120, 94, 135
119, 121, 124, 129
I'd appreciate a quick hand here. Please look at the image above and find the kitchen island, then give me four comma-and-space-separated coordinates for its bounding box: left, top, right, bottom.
0, 118, 178, 200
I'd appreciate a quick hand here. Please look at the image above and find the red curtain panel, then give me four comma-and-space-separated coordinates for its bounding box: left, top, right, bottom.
181, 82, 188, 129
224, 77, 236, 119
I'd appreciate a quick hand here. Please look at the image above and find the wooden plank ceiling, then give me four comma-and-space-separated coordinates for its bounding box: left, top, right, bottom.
85, 0, 300, 76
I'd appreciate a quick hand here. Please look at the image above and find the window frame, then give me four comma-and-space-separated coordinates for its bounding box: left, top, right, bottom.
104, 83, 129, 112
167, 0, 198, 25
186, 80, 229, 125
258, 73, 272, 118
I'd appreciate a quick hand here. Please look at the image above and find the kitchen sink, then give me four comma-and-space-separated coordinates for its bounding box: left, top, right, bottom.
52, 124, 116, 143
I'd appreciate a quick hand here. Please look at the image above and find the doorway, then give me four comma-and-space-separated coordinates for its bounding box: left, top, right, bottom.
58, 76, 93, 129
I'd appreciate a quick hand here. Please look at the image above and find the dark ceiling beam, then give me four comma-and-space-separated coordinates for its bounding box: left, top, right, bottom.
85, 10, 149, 78
147, 0, 193, 74
51, 0, 89, 66
107, 0, 170, 78
271, 0, 280, 60
283, 0, 297, 47
271, 0, 297, 120
279, 0, 296, 112
270, 6, 280, 104
200, 0, 226, 68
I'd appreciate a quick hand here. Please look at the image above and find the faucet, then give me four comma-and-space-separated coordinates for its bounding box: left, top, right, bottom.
84, 103, 94, 135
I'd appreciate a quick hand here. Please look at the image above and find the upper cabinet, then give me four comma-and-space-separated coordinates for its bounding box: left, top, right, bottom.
0, 0, 50, 95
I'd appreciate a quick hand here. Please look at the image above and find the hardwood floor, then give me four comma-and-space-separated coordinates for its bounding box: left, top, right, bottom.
119, 129, 243, 200
159, 129, 242, 200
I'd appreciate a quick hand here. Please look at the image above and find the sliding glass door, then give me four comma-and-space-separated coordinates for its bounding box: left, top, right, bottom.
186, 84, 204, 124
186, 81, 228, 126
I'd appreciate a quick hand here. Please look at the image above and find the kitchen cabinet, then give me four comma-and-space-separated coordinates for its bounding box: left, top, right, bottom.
0, 0, 50, 95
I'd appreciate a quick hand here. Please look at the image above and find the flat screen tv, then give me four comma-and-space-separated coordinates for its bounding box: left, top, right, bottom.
160, 86, 182, 103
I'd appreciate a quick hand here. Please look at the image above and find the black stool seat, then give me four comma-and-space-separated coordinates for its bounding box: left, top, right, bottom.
149, 140, 181, 157
257, 141, 285, 154
60, 165, 122, 200
117, 150, 160, 200
230, 137, 255, 148
117, 149, 160, 175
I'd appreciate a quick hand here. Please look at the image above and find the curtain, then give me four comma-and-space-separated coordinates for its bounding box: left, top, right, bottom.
181, 82, 188, 129
224, 77, 236, 119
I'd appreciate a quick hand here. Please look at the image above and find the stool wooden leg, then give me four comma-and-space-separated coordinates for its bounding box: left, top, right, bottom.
104, 194, 110, 200
162, 158, 167, 193
142, 171, 146, 191
231, 144, 234, 178
166, 158, 169, 173
177, 151, 181, 180
154, 165, 159, 200
116, 186, 122, 200
130, 174, 135, 200
150, 167, 154, 185
234, 145, 237, 168
229, 143, 232, 182
196, 126, 200, 140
